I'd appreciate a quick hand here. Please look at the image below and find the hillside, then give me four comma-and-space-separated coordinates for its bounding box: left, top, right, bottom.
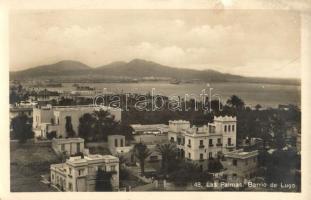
10, 60, 92, 79
10, 59, 300, 85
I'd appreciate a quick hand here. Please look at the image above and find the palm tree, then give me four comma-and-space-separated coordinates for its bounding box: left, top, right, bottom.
93, 109, 119, 140
156, 143, 177, 174
134, 143, 151, 175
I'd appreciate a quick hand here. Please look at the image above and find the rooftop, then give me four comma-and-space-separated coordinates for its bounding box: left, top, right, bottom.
225, 149, 258, 159
52, 137, 84, 144
214, 115, 237, 122
66, 154, 119, 165
130, 124, 169, 132
168, 120, 190, 124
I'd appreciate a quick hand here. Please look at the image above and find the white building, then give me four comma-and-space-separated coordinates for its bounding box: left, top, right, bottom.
33, 104, 121, 138
52, 137, 85, 156
222, 149, 259, 180
50, 154, 119, 191
168, 116, 237, 170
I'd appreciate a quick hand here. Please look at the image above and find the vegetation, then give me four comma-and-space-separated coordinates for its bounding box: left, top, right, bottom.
156, 143, 178, 175
207, 158, 224, 173
168, 161, 212, 186
78, 110, 121, 141
95, 168, 113, 191
133, 143, 151, 175
65, 116, 76, 137
258, 148, 300, 189
11, 114, 34, 143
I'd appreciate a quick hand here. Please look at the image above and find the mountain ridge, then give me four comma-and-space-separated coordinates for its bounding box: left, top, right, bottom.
10, 59, 300, 85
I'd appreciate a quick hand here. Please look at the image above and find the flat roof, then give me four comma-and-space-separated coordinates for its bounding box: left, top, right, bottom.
225, 149, 258, 159
130, 124, 169, 132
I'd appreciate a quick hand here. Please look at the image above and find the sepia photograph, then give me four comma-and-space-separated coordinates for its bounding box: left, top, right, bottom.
1, 0, 311, 198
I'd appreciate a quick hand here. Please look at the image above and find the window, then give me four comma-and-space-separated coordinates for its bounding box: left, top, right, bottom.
200, 153, 204, 160
177, 138, 181, 145
52, 174, 54, 180
188, 153, 191, 159
68, 182, 72, 191
61, 144, 65, 151
200, 140, 204, 146
77, 143, 80, 152
78, 169, 84, 176
228, 125, 231, 132
224, 125, 227, 132
69, 168, 72, 175
170, 137, 174, 142
120, 139, 124, 147
209, 152, 213, 159
233, 159, 237, 166
209, 139, 213, 146
188, 139, 191, 147
232, 125, 235, 132
228, 138, 232, 145
217, 138, 221, 144
111, 165, 116, 172
115, 139, 118, 147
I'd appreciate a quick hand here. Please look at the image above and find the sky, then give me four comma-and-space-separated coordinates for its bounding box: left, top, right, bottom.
9, 9, 301, 78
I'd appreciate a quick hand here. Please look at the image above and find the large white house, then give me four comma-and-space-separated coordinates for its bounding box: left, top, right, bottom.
33, 104, 121, 139
50, 154, 119, 191
168, 116, 237, 170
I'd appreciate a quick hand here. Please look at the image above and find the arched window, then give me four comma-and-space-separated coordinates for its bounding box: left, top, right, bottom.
224, 125, 227, 132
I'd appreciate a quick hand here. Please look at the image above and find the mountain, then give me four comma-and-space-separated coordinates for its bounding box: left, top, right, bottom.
95, 59, 243, 82
10, 60, 92, 79
10, 59, 300, 85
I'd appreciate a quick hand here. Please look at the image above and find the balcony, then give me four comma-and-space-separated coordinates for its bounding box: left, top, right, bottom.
199, 145, 205, 149
187, 144, 191, 148
226, 144, 235, 148
216, 143, 223, 147
209, 144, 214, 147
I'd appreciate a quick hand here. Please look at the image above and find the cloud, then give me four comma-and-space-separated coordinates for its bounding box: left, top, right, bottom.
10, 10, 300, 78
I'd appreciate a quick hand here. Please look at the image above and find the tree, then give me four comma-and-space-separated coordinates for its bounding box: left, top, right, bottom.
271, 116, 286, 149
78, 113, 96, 141
208, 158, 224, 173
226, 95, 245, 110
156, 143, 178, 175
11, 114, 33, 143
65, 116, 75, 137
169, 161, 212, 186
93, 110, 119, 141
255, 104, 262, 111
134, 143, 151, 175
95, 168, 113, 191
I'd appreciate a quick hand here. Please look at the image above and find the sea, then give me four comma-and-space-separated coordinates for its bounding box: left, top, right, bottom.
39, 82, 301, 109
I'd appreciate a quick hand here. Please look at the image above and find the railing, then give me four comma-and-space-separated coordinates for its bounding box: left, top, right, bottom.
209, 144, 214, 147
199, 145, 205, 149
216, 143, 223, 147
187, 144, 191, 148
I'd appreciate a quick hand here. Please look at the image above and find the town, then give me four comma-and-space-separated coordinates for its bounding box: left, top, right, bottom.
9, 81, 301, 192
